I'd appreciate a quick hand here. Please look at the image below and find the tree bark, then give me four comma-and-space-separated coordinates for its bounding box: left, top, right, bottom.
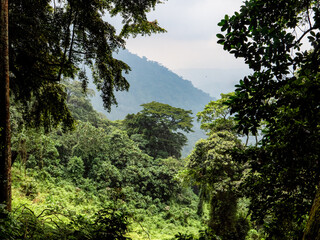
0, 0, 11, 211
303, 182, 320, 240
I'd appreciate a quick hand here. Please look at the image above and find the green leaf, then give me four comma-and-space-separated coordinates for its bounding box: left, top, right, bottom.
216, 33, 224, 39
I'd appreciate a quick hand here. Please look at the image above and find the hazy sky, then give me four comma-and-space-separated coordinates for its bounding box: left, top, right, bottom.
125, 0, 246, 69
116, 0, 251, 97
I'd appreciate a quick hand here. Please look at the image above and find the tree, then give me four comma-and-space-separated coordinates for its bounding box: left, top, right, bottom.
197, 92, 260, 145
185, 96, 247, 239
0, 0, 166, 210
197, 92, 236, 134
218, 0, 320, 238
186, 131, 246, 239
0, 0, 11, 211
124, 101, 193, 159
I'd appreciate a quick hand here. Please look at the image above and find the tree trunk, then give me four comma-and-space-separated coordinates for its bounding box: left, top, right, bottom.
0, 0, 11, 211
303, 182, 320, 240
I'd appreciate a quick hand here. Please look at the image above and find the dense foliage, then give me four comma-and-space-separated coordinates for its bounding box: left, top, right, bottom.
1, 0, 167, 212
217, 0, 320, 238
9, 0, 166, 128
0, 203, 131, 240
196, 93, 236, 135
3, 81, 203, 239
181, 94, 251, 240
186, 131, 247, 238
12, 82, 187, 205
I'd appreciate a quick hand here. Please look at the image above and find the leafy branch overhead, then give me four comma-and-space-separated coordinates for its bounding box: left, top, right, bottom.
9, 0, 166, 131
217, 0, 320, 135
109, 0, 167, 38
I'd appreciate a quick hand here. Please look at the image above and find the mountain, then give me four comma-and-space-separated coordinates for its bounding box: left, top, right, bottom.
90, 50, 213, 120
89, 50, 214, 156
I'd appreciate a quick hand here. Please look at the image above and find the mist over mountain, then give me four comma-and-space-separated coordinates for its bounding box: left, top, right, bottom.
90, 50, 213, 120
89, 50, 214, 156
175, 68, 251, 99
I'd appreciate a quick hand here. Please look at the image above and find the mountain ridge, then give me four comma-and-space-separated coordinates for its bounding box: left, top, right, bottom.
90, 50, 213, 121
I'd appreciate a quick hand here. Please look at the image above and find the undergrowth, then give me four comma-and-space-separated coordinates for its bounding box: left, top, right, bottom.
6, 163, 203, 240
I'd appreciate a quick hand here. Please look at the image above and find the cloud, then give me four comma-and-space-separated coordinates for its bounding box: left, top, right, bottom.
125, 0, 246, 70
147, 0, 243, 40
111, 0, 251, 95
126, 34, 247, 70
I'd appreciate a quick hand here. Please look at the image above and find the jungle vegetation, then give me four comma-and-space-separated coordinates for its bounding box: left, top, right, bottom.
1, 0, 320, 239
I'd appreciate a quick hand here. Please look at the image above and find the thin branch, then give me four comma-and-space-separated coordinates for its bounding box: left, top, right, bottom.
290, 26, 316, 48
37, 208, 53, 218
68, 9, 78, 61
133, 217, 151, 240
46, 217, 62, 229
306, 5, 312, 29
57, 4, 74, 81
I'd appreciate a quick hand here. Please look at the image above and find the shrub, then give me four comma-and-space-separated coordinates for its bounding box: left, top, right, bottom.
0, 205, 132, 240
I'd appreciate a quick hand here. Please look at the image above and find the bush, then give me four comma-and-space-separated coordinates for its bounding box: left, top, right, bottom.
20, 180, 38, 200
0, 205, 21, 240
66, 156, 85, 183
0, 205, 132, 240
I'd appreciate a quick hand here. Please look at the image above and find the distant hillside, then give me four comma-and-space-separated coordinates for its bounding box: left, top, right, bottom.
89, 50, 214, 156
90, 50, 213, 120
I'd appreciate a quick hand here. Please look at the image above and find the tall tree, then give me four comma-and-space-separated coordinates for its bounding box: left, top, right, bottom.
186, 95, 247, 239
0, 0, 166, 210
186, 131, 245, 239
0, 0, 11, 211
218, 0, 320, 238
124, 101, 193, 159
